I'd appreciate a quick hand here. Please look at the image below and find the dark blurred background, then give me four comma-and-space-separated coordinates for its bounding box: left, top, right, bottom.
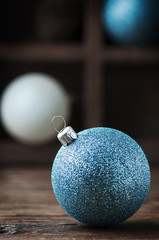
0, 0, 159, 165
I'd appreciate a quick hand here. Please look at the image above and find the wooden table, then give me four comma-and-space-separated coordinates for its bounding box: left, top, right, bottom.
0, 165, 159, 240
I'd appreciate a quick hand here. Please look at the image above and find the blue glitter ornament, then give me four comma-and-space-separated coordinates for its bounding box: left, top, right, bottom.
102, 0, 159, 45
51, 122, 150, 226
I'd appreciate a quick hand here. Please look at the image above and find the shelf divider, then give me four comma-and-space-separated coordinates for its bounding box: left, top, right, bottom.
0, 44, 85, 62
102, 47, 159, 64
83, 0, 103, 128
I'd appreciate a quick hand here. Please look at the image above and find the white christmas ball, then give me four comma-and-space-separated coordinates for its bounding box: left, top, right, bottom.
1, 73, 70, 144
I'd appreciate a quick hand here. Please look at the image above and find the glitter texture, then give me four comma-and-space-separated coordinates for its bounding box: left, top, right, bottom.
52, 127, 150, 226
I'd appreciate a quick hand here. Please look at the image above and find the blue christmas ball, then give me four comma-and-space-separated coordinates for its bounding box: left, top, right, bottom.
52, 127, 150, 226
102, 0, 159, 45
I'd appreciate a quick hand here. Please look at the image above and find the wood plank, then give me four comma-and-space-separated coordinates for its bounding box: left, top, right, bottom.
0, 166, 158, 239
103, 47, 159, 64
0, 44, 85, 62
83, 0, 103, 128
0, 45, 158, 64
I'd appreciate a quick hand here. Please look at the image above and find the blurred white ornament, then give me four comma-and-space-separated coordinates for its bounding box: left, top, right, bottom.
1, 73, 70, 144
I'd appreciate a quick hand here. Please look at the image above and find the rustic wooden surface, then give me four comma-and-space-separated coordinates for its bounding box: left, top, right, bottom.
0, 165, 159, 240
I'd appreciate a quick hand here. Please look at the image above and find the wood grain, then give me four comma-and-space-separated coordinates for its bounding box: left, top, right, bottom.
0, 166, 159, 239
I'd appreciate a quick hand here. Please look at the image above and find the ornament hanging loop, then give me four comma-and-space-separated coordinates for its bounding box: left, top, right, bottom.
51, 115, 66, 133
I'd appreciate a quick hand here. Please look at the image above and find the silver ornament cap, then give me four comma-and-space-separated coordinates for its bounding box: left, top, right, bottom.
57, 126, 77, 146
51, 116, 78, 146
